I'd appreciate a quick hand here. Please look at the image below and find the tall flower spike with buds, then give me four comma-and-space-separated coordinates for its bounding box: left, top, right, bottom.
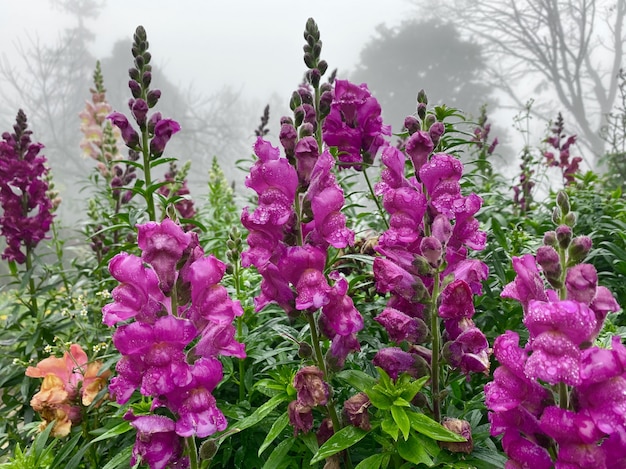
487, 191, 624, 468
0, 110, 55, 263
103, 218, 245, 468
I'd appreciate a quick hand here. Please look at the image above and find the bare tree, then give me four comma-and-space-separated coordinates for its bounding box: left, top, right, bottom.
433, 0, 625, 160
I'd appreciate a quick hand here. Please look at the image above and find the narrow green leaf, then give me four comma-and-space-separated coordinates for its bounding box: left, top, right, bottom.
335, 369, 377, 391
407, 412, 467, 442
391, 406, 411, 441
100, 445, 132, 469
399, 376, 429, 402
258, 411, 289, 456
90, 421, 133, 443
261, 437, 294, 469
397, 433, 433, 466
51, 431, 82, 466
366, 388, 393, 410
32, 421, 54, 458
354, 453, 387, 469
230, 393, 288, 434
310, 426, 368, 464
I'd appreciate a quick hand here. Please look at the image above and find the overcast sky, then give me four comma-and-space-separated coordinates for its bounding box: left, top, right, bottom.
1, 0, 413, 101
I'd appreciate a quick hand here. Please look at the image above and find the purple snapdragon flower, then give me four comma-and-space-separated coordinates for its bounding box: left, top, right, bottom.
0, 110, 55, 263
104, 218, 244, 467
489, 201, 624, 467
373, 123, 490, 379
322, 79, 391, 168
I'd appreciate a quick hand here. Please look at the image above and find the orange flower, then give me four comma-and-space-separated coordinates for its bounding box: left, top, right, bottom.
26, 344, 111, 436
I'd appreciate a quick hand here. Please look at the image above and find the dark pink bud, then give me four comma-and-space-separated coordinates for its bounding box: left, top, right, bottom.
131, 98, 149, 127
403, 116, 420, 134
556, 224, 572, 248
405, 130, 434, 173
566, 264, 597, 305
431, 214, 452, 245
428, 121, 445, 146
279, 122, 297, 157
568, 235, 592, 264
373, 347, 420, 380
438, 279, 475, 319
536, 245, 561, 285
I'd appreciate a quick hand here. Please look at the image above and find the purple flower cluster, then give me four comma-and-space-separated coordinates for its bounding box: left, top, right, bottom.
486, 208, 624, 468
322, 79, 391, 169
543, 113, 582, 186
103, 218, 244, 469
0, 110, 54, 264
372, 125, 490, 379
241, 138, 361, 368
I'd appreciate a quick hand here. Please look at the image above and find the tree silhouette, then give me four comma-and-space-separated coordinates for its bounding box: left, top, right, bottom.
351, 19, 494, 132
435, 0, 625, 160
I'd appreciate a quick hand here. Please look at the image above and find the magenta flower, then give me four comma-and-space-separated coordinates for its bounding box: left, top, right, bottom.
405, 130, 434, 173
501, 254, 548, 311
375, 307, 428, 344
322, 79, 391, 168
150, 118, 181, 157
108, 112, 140, 148
125, 413, 187, 469
102, 253, 166, 326
0, 110, 55, 263
373, 347, 423, 380
138, 217, 192, 294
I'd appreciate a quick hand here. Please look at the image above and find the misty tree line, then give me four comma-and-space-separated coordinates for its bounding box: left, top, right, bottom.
1, 0, 624, 226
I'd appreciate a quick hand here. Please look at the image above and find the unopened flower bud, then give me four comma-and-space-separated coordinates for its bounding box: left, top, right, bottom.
424, 114, 436, 129
417, 89, 428, 104
317, 60, 328, 75
128, 80, 141, 98
290, 91, 302, 111
556, 225, 572, 249
128, 68, 140, 81
304, 53, 315, 69
134, 54, 145, 69
556, 190, 570, 214
568, 235, 592, 264
199, 439, 218, 460
308, 68, 321, 87
404, 116, 420, 135
299, 122, 315, 138
143, 51, 151, 64
417, 102, 427, 121
564, 212, 576, 227
319, 90, 333, 119
552, 206, 561, 225
298, 342, 313, 359
141, 71, 151, 88
294, 106, 305, 127
146, 89, 161, 108
429, 121, 445, 146
536, 245, 562, 288
543, 230, 557, 247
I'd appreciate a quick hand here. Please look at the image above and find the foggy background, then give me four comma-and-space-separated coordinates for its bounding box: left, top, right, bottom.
0, 0, 622, 228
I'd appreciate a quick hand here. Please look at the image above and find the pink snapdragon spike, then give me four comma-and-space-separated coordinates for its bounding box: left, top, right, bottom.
372, 114, 490, 383
104, 217, 245, 465
322, 79, 391, 168
0, 110, 54, 263
489, 192, 624, 467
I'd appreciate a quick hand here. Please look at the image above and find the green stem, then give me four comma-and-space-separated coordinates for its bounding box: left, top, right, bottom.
559, 382, 569, 409
234, 260, 246, 402
25, 245, 40, 320
363, 167, 389, 230
141, 128, 156, 221
429, 272, 441, 423
187, 436, 199, 469
51, 222, 71, 293
305, 313, 352, 469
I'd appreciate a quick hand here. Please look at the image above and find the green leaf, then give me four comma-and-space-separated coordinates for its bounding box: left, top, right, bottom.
407, 412, 467, 442
310, 426, 369, 464
354, 453, 388, 469
229, 393, 289, 435
381, 415, 399, 441
366, 388, 393, 410
90, 421, 133, 443
399, 376, 429, 402
397, 433, 433, 466
262, 437, 295, 469
335, 369, 377, 391
375, 367, 393, 389
32, 421, 54, 458
100, 445, 132, 469
391, 406, 411, 441
258, 411, 289, 456
51, 431, 81, 467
